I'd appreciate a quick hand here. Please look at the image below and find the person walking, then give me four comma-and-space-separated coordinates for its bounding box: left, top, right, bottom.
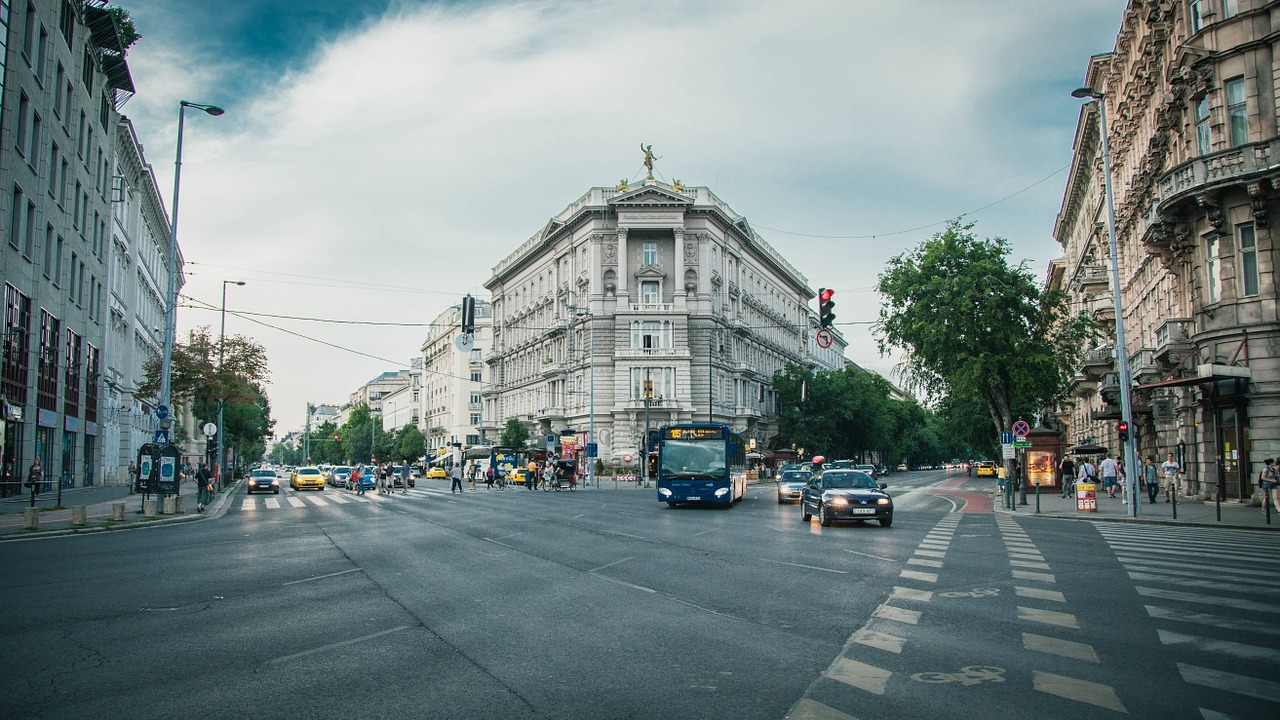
1258, 458, 1278, 515
25, 457, 44, 505
1077, 456, 1097, 491
527, 460, 538, 491
1099, 453, 1120, 498
1059, 454, 1077, 498
1160, 453, 1180, 503
450, 464, 463, 494
400, 463, 410, 493
486, 464, 495, 490
1142, 456, 1159, 504
354, 464, 365, 495
196, 462, 214, 512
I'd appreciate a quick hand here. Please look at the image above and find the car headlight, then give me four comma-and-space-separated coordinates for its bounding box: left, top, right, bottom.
876, 497, 891, 505
658, 488, 671, 497
828, 496, 848, 506
714, 488, 729, 497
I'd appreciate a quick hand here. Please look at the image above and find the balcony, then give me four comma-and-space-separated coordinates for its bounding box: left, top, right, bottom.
541, 360, 565, 377
1099, 372, 1121, 406
1128, 348, 1160, 384
618, 302, 678, 314
615, 348, 680, 359
1153, 318, 1194, 366
1074, 265, 1110, 292
1070, 370, 1098, 398
1091, 296, 1115, 326
1157, 138, 1280, 212
1080, 345, 1114, 380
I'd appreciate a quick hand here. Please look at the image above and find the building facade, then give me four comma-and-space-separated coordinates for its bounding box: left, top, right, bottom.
1, 0, 135, 494
1053, 0, 1280, 501
482, 180, 817, 464
419, 299, 492, 452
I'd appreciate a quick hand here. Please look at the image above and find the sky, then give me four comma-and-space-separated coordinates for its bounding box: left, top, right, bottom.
116, 0, 1127, 434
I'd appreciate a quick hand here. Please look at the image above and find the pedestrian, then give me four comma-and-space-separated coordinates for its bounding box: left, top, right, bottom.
196, 462, 214, 512
1258, 458, 1278, 515
996, 464, 1007, 496
1077, 456, 1097, 489
486, 464, 495, 490
469, 461, 476, 490
451, 464, 463, 493
1099, 453, 1120, 498
354, 464, 365, 495
1160, 452, 1180, 502
401, 463, 410, 493
1059, 454, 1076, 498
25, 457, 43, 495
527, 460, 538, 491
1143, 456, 1159, 504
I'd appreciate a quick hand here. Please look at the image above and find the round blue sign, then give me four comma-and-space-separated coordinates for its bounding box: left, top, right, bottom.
156, 405, 169, 420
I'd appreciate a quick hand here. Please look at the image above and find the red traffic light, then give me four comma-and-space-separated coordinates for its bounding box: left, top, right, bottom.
334, 434, 340, 442
1117, 421, 1130, 442
819, 288, 834, 303
818, 288, 836, 329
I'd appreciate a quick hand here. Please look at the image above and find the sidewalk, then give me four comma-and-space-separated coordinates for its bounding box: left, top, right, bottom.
0, 477, 238, 540
992, 481, 1280, 530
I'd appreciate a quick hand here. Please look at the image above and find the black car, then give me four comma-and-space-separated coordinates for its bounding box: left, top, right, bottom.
800, 470, 893, 527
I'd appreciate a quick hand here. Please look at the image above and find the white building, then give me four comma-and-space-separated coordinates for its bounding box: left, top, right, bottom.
419, 299, 493, 452
483, 179, 818, 464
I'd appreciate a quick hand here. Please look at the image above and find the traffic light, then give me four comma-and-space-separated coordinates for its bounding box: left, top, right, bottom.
1117, 421, 1130, 443
334, 434, 340, 442
461, 294, 476, 335
818, 288, 835, 328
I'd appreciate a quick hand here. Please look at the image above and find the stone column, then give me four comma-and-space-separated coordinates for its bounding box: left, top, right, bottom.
617, 228, 629, 305
673, 227, 685, 307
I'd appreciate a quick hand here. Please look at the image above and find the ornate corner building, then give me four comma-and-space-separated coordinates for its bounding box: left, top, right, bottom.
1054, 0, 1279, 501
482, 180, 831, 464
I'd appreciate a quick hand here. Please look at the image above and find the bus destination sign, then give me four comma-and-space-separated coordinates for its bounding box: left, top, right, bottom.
664, 427, 725, 440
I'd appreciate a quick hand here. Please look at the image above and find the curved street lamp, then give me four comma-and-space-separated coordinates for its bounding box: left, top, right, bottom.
159, 100, 225, 463
1073, 86, 1138, 518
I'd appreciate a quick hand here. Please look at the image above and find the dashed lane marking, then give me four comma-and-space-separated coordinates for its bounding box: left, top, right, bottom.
873, 605, 921, 625
1178, 663, 1280, 704
890, 586, 933, 602
826, 657, 892, 695
264, 498, 279, 509
906, 558, 942, 568
1022, 633, 1099, 663
1010, 560, 1050, 570
1014, 586, 1066, 603
899, 570, 938, 583
853, 629, 906, 654
240, 499, 253, 509
1012, 570, 1056, 583
305, 495, 329, 507
761, 558, 848, 574
1016, 606, 1078, 629
786, 698, 859, 720
1032, 670, 1127, 713
287, 497, 305, 508
914, 550, 947, 558
1158, 629, 1280, 663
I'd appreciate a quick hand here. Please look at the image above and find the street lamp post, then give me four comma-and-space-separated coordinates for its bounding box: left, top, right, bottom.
216, 279, 245, 488
159, 100, 223, 457
1073, 86, 1139, 518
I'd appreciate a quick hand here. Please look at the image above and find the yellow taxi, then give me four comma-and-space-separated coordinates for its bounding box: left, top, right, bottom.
426, 467, 447, 480
975, 461, 997, 478
509, 468, 530, 485
290, 466, 327, 490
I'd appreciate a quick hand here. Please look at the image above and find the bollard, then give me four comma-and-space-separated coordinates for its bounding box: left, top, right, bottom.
112, 502, 125, 521
162, 496, 176, 515
71, 505, 87, 526
175, 495, 186, 514
24, 507, 39, 531
144, 499, 158, 518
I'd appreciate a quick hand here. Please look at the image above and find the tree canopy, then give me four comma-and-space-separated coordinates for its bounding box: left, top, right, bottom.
875, 222, 1093, 447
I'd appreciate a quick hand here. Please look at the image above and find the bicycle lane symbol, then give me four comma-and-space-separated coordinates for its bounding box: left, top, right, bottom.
911, 666, 1007, 686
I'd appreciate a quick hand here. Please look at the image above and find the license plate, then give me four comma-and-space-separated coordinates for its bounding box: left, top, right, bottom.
850, 508, 875, 515
688, 496, 701, 501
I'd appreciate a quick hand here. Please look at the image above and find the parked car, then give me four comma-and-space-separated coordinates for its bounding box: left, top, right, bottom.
801, 469, 893, 527
855, 464, 878, 479
247, 469, 280, 495
329, 466, 352, 487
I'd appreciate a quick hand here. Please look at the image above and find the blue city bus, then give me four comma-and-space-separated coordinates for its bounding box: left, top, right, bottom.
655, 424, 747, 507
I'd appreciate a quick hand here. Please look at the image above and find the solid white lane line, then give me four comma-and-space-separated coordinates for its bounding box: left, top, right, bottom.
1145, 605, 1280, 636
282, 568, 362, 586
267, 626, 411, 664
843, 549, 897, 562
586, 557, 634, 574
761, 558, 847, 574
1159, 629, 1280, 663
1136, 586, 1280, 613
1178, 663, 1280, 704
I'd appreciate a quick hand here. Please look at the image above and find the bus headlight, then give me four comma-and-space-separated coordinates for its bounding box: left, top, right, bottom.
658, 488, 672, 497
714, 488, 729, 497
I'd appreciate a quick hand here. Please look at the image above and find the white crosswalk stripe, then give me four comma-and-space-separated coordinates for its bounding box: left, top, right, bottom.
1098, 524, 1280, 713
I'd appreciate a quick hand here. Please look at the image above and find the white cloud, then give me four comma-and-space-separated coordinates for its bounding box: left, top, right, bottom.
119, 0, 1125, 431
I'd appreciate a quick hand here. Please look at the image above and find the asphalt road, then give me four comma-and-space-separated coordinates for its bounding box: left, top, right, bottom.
1, 469, 1277, 719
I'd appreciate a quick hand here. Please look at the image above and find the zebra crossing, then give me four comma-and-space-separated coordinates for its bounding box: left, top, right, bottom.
238, 485, 457, 511
1095, 523, 1280, 719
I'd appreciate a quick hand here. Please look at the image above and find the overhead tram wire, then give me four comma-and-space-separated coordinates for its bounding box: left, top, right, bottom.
751, 164, 1069, 240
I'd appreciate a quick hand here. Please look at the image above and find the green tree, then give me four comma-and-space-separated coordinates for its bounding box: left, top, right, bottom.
876, 222, 1093, 455
396, 424, 426, 463
500, 417, 531, 449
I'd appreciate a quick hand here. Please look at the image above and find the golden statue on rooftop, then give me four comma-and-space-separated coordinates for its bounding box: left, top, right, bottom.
640, 143, 660, 180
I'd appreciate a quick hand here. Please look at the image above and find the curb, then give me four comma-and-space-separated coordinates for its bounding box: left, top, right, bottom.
0, 480, 242, 541
994, 501, 1280, 532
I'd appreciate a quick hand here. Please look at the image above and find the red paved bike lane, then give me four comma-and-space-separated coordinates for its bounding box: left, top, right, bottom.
928, 477, 993, 513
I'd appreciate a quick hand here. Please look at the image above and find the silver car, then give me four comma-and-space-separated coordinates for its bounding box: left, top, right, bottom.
776, 469, 811, 504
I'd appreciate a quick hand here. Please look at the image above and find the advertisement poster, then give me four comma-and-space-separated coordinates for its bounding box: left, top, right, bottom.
159, 456, 177, 493
1027, 451, 1056, 486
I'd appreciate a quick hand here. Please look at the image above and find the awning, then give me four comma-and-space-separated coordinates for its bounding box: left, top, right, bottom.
1135, 363, 1251, 391
1067, 444, 1108, 456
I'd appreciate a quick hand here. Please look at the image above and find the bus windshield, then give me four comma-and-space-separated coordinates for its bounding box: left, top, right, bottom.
659, 439, 727, 480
